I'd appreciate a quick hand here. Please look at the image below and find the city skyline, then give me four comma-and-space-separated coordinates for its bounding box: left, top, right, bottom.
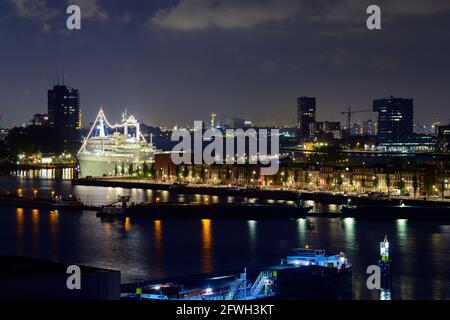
16, 82, 450, 131
1, 0, 450, 127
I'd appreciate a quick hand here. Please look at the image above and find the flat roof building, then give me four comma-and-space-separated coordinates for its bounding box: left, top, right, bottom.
0, 256, 120, 300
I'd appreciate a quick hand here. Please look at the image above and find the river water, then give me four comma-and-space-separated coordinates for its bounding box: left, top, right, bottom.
0, 176, 449, 300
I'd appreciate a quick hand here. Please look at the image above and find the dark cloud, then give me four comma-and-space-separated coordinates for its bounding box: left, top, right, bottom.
5, 0, 57, 32
151, 0, 302, 30
150, 0, 450, 31
369, 56, 398, 71
260, 60, 279, 74
317, 49, 358, 67
68, 0, 108, 20
310, 0, 450, 23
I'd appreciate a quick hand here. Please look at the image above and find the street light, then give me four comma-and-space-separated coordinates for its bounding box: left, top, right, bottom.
441, 179, 448, 200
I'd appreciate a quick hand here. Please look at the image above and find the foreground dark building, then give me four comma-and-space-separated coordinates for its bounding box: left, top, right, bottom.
0, 256, 120, 300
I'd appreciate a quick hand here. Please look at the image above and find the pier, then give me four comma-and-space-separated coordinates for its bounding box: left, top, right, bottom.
73, 177, 450, 207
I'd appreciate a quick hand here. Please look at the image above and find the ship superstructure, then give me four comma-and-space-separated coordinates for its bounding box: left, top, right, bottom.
77, 108, 156, 177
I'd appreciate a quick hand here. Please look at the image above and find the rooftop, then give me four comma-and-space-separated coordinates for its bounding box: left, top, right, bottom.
0, 256, 117, 278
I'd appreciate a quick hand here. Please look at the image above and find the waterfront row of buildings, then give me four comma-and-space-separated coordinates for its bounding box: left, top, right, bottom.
150, 154, 450, 198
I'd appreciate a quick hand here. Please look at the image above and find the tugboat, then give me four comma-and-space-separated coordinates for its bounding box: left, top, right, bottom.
52, 195, 83, 209
280, 247, 352, 271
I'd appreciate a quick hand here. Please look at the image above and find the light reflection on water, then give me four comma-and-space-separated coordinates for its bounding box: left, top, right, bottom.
0, 178, 449, 300
153, 220, 164, 278
201, 219, 213, 273
12, 168, 74, 180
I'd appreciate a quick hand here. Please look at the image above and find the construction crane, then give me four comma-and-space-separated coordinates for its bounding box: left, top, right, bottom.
341, 107, 373, 134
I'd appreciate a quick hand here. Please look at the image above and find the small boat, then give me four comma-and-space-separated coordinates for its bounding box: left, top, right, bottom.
53, 196, 83, 209
281, 248, 352, 271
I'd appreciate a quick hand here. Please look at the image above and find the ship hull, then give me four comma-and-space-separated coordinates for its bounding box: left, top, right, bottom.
78, 157, 119, 177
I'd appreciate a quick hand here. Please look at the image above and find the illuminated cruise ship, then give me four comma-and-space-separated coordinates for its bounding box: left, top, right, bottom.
77, 109, 156, 177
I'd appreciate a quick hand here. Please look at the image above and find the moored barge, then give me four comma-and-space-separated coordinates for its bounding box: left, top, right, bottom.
97, 201, 313, 219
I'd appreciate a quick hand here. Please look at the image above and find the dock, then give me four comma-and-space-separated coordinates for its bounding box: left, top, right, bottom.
72, 178, 301, 200
0, 193, 100, 211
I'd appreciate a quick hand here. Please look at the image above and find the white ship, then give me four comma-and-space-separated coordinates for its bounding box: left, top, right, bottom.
77, 108, 156, 177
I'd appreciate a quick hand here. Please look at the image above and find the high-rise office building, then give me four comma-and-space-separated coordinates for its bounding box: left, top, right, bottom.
48, 84, 82, 150
297, 97, 316, 142
373, 96, 413, 144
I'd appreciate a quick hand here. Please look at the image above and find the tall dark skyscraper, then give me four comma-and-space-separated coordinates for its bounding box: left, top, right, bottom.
48, 83, 82, 151
297, 97, 316, 142
373, 96, 414, 144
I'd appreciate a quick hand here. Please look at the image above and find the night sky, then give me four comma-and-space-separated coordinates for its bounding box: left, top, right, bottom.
1, 0, 450, 128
